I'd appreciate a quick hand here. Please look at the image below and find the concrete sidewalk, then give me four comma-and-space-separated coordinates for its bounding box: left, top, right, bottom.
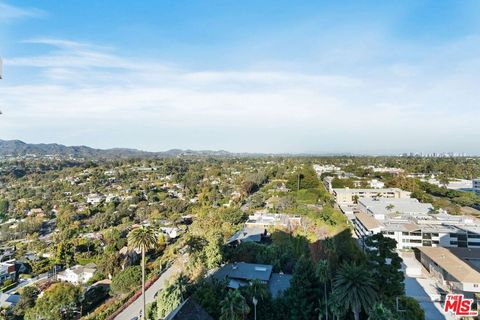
114, 258, 184, 320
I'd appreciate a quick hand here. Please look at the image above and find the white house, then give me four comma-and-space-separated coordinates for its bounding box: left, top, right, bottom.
368, 179, 385, 189
57, 263, 97, 284
160, 227, 180, 239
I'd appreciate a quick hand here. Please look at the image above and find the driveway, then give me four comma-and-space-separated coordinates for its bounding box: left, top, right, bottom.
114, 258, 184, 320
401, 252, 455, 320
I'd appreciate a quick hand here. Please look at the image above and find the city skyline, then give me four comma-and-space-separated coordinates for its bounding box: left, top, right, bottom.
1, 0, 480, 154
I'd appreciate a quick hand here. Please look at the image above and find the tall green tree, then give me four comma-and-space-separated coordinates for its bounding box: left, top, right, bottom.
25, 282, 82, 320
111, 265, 141, 295
316, 259, 329, 320
13, 286, 39, 317
220, 290, 251, 320
128, 225, 158, 320
364, 234, 404, 302
333, 263, 377, 320
286, 256, 321, 320
397, 296, 425, 320
368, 303, 397, 320
193, 279, 228, 319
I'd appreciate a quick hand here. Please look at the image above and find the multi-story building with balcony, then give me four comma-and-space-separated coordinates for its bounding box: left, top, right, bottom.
473, 178, 480, 195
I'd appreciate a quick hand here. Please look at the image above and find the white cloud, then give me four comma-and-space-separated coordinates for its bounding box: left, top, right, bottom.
0, 37, 479, 153
0, 2, 45, 22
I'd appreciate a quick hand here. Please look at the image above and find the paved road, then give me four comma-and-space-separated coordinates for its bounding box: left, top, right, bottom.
5, 272, 49, 294
114, 258, 184, 320
404, 277, 450, 320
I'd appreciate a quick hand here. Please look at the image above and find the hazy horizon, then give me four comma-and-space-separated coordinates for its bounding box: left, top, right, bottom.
1, 1, 480, 154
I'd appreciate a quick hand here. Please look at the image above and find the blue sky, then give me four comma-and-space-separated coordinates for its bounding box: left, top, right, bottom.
1, 0, 480, 154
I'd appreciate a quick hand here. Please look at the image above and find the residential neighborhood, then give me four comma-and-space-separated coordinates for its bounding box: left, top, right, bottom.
1, 1, 480, 319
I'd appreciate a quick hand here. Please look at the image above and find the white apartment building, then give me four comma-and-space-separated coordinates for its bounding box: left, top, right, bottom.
347, 197, 480, 250
474, 179, 480, 195
362, 166, 405, 175
333, 188, 411, 205
313, 164, 340, 175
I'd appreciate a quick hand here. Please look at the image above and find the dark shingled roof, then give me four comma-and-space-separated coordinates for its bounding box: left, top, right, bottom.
226, 226, 264, 244
214, 262, 273, 282
164, 297, 213, 320
268, 273, 292, 298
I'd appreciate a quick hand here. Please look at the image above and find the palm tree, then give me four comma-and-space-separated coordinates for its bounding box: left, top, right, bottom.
172, 273, 190, 302
324, 237, 335, 258
333, 263, 377, 320
220, 290, 251, 320
128, 226, 158, 319
368, 303, 397, 320
316, 259, 329, 320
245, 279, 269, 302
157, 274, 189, 318
329, 290, 347, 320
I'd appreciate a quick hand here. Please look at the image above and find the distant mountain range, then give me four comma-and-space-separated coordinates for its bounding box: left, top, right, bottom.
0, 139, 238, 159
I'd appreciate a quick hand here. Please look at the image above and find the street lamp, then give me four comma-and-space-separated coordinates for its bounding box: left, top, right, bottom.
252, 296, 258, 320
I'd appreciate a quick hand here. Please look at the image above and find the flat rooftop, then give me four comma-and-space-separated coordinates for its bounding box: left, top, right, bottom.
334, 188, 404, 194
359, 198, 433, 215
418, 247, 480, 284
355, 211, 382, 230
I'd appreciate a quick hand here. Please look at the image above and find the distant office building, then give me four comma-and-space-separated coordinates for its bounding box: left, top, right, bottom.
313, 164, 340, 175
362, 166, 405, 175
